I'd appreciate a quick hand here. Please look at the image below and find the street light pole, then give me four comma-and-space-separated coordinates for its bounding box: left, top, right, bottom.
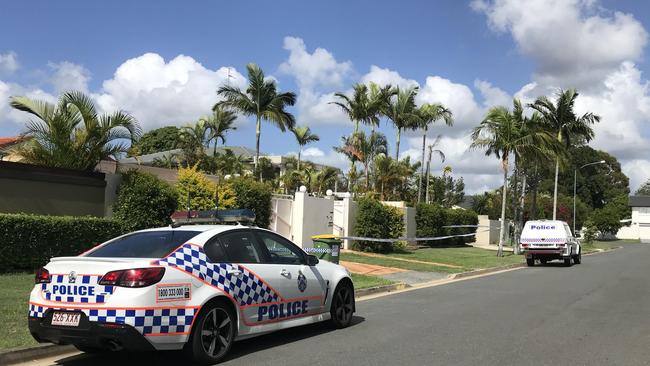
573, 160, 606, 235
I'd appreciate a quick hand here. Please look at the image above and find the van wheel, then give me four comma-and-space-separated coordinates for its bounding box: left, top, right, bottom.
564, 256, 572, 267
574, 251, 582, 264
185, 300, 235, 365
526, 258, 535, 267
330, 282, 354, 328
540, 259, 547, 265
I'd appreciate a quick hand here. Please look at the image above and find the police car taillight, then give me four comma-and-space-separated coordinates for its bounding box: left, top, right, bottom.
35, 267, 50, 284
99, 267, 165, 288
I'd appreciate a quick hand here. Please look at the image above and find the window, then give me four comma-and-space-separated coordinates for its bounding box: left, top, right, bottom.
218, 231, 262, 263
204, 239, 228, 263
86, 230, 200, 258
255, 231, 304, 265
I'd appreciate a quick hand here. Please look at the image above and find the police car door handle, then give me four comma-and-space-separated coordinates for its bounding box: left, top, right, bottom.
227, 269, 242, 276
280, 269, 290, 277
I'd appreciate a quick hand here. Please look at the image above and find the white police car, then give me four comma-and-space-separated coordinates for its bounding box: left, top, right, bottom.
28, 222, 354, 364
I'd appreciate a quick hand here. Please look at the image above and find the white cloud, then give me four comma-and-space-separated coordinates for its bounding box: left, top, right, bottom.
0, 80, 57, 133
474, 79, 511, 108
361, 65, 419, 89
95, 53, 246, 131
623, 159, 650, 193
472, 0, 648, 90
417, 75, 483, 131
48, 61, 91, 94
298, 146, 349, 170
0, 51, 19, 74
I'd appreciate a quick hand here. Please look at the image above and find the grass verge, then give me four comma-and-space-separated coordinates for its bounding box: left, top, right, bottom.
350, 273, 395, 289
388, 246, 524, 270
0, 273, 37, 350
341, 253, 465, 273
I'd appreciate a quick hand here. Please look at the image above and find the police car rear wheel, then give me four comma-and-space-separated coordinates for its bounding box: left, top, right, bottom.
186, 301, 235, 365
330, 283, 354, 328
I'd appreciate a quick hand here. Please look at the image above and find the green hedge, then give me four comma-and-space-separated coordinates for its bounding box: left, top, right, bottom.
416, 204, 478, 247
353, 198, 405, 253
229, 177, 272, 228
0, 214, 127, 272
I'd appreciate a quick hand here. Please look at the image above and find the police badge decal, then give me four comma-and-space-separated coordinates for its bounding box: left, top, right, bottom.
297, 272, 307, 292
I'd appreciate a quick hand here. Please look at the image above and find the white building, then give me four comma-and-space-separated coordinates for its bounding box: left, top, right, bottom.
616, 196, 650, 243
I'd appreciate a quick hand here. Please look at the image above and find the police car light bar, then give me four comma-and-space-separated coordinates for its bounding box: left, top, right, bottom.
171, 209, 256, 226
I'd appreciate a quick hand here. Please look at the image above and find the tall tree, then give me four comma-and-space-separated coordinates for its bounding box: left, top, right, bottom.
384, 86, 420, 159
336, 131, 387, 190
10, 91, 141, 171
529, 89, 599, 220
128, 126, 180, 157
416, 103, 453, 202
290, 126, 320, 170
203, 105, 237, 155
217, 63, 296, 170
178, 120, 209, 166
471, 104, 556, 256
424, 136, 446, 203
330, 82, 393, 133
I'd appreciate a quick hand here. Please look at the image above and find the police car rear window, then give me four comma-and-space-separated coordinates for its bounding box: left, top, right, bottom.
85, 230, 200, 258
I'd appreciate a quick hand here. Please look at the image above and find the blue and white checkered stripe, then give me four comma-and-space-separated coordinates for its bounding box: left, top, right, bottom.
28, 304, 197, 335
156, 243, 280, 306
42, 275, 114, 304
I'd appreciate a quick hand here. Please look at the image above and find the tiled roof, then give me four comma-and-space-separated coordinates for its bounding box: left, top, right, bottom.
629, 196, 650, 207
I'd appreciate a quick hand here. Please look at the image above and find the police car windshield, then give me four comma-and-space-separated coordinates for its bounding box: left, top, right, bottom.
85, 230, 200, 258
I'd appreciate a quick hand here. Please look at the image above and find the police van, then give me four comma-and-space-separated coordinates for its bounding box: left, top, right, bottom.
520, 220, 582, 267
28, 210, 355, 365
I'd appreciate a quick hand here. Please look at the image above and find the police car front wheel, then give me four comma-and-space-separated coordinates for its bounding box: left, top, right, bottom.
330, 282, 354, 328
186, 300, 235, 365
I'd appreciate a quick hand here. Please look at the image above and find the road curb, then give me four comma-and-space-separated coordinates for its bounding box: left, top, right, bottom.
356, 282, 410, 297
0, 344, 75, 365
449, 263, 525, 279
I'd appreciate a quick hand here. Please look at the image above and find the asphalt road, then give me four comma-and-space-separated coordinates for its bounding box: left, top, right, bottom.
18, 244, 650, 366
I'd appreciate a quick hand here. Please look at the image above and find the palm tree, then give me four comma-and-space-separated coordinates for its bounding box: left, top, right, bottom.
290, 126, 320, 170
336, 131, 388, 190
416, 103, 453, 202
529, 89, 599, 219
471, 103, 557, 256
331, 83, 392, 134
10, 91, 141, 171
217, 63, 296, 170
178, 120, 209, 166
424, 136, 446, 203
313, 167, 339, 195
384, 86, 420, 159
202, 105, 237, 155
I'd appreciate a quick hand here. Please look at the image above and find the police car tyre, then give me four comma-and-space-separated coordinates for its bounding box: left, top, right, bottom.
185, 299, 235, 365
526, 258, 535, 267
330, 282, 354, 328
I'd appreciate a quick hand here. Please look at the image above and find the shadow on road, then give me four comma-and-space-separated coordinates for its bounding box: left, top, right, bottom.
48, 316, 365, 365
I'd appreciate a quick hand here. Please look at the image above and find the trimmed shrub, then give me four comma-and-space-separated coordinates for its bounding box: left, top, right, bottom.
176, 165, 218, 210
416, 203, 478, 247
0, 214, 126, 272
229, 177, 272, 228
353, 198, 404, 253
112, 170, 178, 231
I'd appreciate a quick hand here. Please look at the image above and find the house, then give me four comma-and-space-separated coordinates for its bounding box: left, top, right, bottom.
616, 196, 650, 243
0, 136, 30, 161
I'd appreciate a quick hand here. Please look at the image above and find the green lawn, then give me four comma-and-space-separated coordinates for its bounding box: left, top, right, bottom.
582, 240, 622, 253
389, 246, 525, 270
350, 273, 395, 289
0, 273, 37, 350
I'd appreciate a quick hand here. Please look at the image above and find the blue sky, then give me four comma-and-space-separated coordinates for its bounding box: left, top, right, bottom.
1, 0, 650, 193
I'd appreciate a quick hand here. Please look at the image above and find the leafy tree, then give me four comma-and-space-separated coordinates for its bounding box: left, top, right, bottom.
471, 103, 556, 256
254, 157, 276, 181
10, 91, 141, 171
416, 103, 453, 202
354, 198, 404, 253
312, 166, 339, 195
588, 195, 629, 235
217, 63, 296, 170
427, 174, 465, 208
112, 170, 178, 231
178, 120, 209, 166
290, 126, 319, 170
336, 131, 388, 190
384, 86, 420, 159
128, 126, 180, 157
471, 192, 496, 215
229, 177, 272, 227
175, 165, 218, 210
636, 179, 650, 196
529, 89, 600, 219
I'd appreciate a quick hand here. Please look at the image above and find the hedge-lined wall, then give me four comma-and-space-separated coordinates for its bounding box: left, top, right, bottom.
0, 214, 127, 272
353, 198, 405, 253
416, 204, 478, 247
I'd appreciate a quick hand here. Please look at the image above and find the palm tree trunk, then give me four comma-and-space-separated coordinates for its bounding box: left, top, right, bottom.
516, 172, 527, 255
498, 158, 509, 257
552, 158, 559, 220
364, 163, 370, 191
298, 148, 301, 171
425, 148, 432, 203
395, 128, 401, 160
255, 115, 261, 172
511, 156, 519, 254
418, 128, 427, 203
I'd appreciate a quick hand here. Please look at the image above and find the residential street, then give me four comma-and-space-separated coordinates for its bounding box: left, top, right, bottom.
19, 244, 650, 366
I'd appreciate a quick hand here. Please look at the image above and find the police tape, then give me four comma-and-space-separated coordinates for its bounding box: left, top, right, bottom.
335, 229, 489, 243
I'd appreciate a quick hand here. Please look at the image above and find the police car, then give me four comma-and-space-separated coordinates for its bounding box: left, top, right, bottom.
28, 211, 355, 364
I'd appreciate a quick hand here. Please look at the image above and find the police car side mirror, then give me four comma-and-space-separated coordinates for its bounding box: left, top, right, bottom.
306, 255, 319, 266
